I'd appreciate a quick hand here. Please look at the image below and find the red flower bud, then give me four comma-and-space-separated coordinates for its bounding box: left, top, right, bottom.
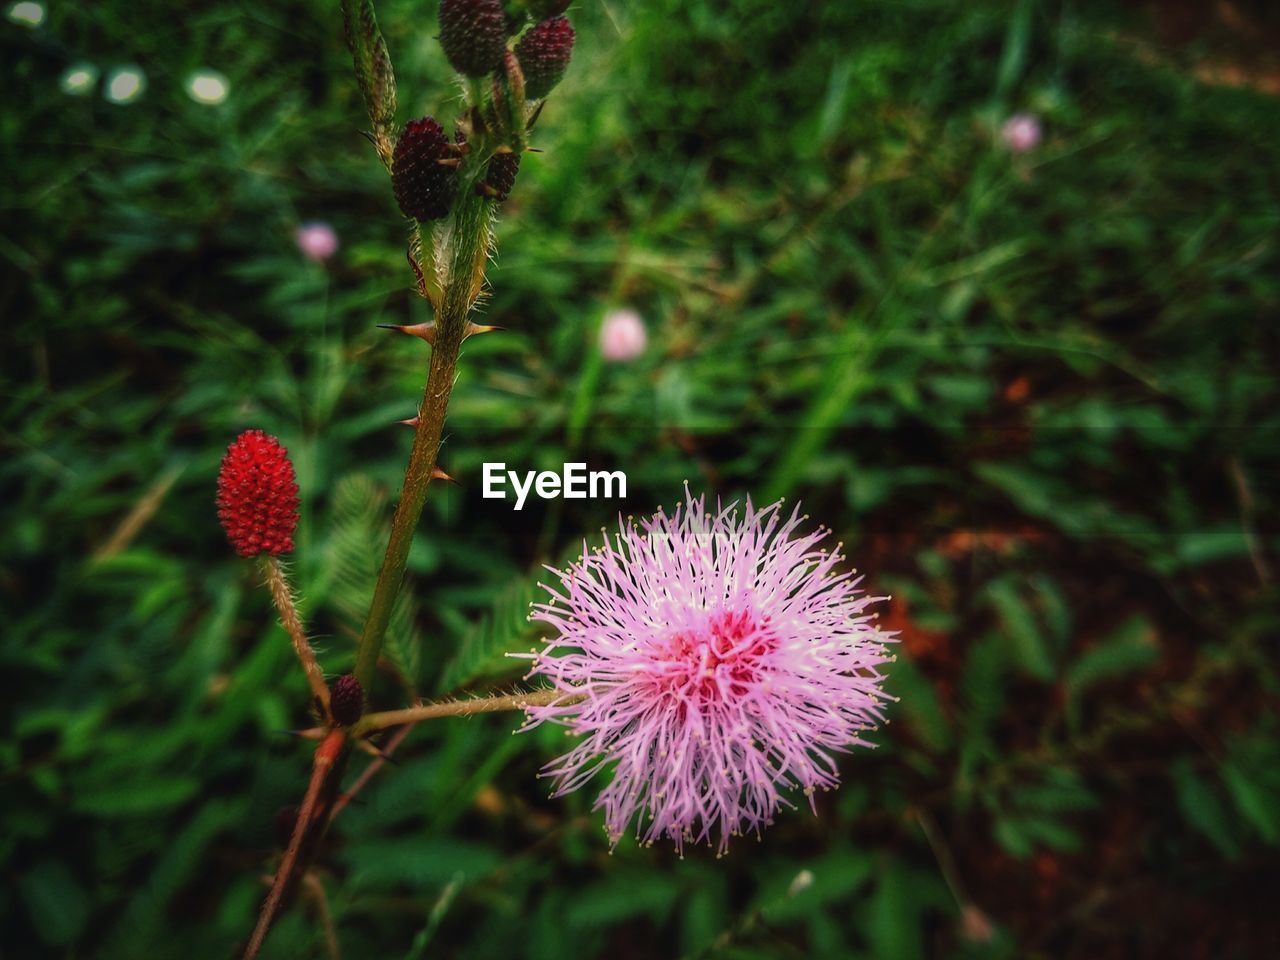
392, 117, 457, 222
514, 15, 574, 99
439, 0, 507, 77
329, 674, 366, 726
216, 430, 299, 558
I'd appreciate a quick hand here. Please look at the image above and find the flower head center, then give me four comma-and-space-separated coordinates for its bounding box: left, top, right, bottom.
654, 609, 774, 703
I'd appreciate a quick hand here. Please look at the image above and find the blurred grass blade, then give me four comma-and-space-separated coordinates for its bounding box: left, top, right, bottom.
995, 0, 1034, 103
342, 0, 397, 162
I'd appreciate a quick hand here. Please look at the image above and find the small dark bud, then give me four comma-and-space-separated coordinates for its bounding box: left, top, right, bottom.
329, 674, 366, 727
439, 0, 507, 77
273, 805, 300, 847
485, 151, 522, 201
514, 16, 574, 100
392, 117, 457, 222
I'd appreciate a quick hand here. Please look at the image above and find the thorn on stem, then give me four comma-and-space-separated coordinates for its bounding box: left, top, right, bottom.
277, 728, 325, 741
527, 101, 546, 130
379, 321, 437, 344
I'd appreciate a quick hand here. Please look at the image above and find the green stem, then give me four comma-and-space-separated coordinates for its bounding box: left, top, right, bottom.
354, 191, 492, 688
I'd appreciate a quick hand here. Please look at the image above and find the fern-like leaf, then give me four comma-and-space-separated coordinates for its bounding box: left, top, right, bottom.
326, 473, 424, 687
435, 566, 551, 696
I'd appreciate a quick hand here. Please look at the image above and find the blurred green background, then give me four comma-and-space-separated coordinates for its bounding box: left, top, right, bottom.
4, 0, 1280, 956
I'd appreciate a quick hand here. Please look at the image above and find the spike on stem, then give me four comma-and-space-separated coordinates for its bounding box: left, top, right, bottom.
382, 318, 496, 343
378, 321, 437, 344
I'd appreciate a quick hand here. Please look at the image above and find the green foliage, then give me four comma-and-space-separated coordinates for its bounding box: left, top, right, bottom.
434, 567, 544, 694
325, 473, 425, 686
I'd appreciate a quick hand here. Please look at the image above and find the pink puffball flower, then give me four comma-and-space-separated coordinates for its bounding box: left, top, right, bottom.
1001, 113, 1042, 153
598, 308, 647, 362
518, 489, 894, 855
295, 221, 339, 262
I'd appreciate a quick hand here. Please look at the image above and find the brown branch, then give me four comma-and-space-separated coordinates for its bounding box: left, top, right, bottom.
243, 729, 347, 960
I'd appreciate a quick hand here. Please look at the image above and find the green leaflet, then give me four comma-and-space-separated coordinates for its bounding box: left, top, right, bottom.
327, 473, 424, 687
435, 568, 547, 695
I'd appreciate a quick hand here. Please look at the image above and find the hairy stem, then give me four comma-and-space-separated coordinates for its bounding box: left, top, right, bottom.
262, 556, 331, 718
354, 191, 492, 689
356, 687, 576, 735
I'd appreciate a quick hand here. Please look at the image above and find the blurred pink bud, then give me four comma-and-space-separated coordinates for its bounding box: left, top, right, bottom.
1001, 113, 1042, 153
960, 905, 995, 944
598, 308, 647, 362
295, 222, 339, 262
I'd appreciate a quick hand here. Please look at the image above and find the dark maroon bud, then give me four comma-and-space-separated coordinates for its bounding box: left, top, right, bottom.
392, 117, 457, 221
485, 151, 522, 201
439, 0, 507, 77
329, 674, 366, 727
514, 16, 574, 99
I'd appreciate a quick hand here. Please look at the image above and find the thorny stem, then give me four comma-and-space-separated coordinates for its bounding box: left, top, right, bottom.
243, 729, 347, 960
356, 688, 575, 736
354, 189, 493, 690
262, 556, 331, 719
249, 16, 538, 954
